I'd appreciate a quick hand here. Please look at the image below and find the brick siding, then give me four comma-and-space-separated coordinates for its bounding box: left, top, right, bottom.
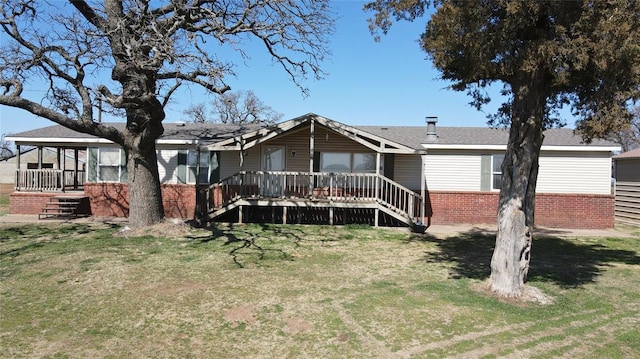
9, 192, 61, 215
424, 191, 615, 229
10, 186, 614, 229
83, 183, 197, 219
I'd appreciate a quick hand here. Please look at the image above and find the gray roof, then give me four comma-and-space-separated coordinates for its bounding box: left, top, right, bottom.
9, 117, 619, 150
356, 125, 619, 149
10, 122, 263, 146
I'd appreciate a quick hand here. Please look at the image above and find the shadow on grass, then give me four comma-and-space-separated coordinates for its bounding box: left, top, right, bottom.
188, 223, 312, 268
0, 223, 116, 258
415, 227, 640, 288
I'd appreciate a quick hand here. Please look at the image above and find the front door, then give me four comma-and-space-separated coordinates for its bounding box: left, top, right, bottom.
261, 146, 285, 196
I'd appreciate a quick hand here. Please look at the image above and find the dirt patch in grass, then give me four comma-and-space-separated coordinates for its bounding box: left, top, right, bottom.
224, 304, 257, 327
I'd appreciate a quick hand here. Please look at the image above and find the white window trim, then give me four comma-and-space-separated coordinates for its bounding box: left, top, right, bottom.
187, 150, 209, 184
97, 147, 121, 183
491, 154, 504, 191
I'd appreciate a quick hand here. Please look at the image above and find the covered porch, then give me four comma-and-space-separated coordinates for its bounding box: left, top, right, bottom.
12, 145, 86, 193
199, 115, 428, 229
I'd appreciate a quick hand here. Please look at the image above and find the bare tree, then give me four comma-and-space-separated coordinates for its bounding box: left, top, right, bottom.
183, 90, 283, 124
183, 103, 208, 124
0, 133, 13, 160
212, 90, 283, 125
0, 0, 334, 227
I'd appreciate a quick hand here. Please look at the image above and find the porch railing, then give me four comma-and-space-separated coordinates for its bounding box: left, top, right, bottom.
15, 169, 86, 192
202, 171, 423, 222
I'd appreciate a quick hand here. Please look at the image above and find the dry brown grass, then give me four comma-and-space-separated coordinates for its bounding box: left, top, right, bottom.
1, 222, 639, 358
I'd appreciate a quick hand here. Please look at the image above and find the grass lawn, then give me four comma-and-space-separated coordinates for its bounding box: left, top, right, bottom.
1, 222, 639, 358
0, 183, 12, 216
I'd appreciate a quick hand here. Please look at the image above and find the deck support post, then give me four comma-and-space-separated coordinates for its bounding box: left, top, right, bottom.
374, 207, 379, 227
282, 206, 287, 224
238, 205, 243, 224
329, 206, 334, 225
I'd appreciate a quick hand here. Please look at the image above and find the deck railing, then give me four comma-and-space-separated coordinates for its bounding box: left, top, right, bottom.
203, 171, 423, 222
15, 169, 86, 192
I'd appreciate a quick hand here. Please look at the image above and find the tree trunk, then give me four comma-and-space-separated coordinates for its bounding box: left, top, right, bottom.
489, 75, 546, 297
126, 144, 165, 228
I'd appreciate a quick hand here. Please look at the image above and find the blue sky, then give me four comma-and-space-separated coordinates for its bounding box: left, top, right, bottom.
1, 1, 510, 137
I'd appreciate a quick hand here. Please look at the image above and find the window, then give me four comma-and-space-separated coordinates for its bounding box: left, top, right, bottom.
320, 152, 382, 173
320, 152, 350, 172
353, 153, 377, 173
98, 148, 120, 182
187, 150, 209, 184
492, 154, 504, 190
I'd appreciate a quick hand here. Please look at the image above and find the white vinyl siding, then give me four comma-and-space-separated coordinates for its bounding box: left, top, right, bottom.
421, 150, 612, 195
423, 151, 482, 191
393, 155, 423, 190
537, 152, 612, 194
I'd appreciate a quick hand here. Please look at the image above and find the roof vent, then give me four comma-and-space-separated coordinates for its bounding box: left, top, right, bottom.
426, 116, 438, 141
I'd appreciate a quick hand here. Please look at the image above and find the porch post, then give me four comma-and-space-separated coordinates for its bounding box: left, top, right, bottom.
375, 149, 381, 227
16, 144, 21, 170
15, 144, 21, 190
420, 154, 426, 223
60, 148, 66, 192
73, 148, 79, 189
195, 149, 201, 220
38, 146, 43, 169
37, 146, 43, 189
308, 118, 315, 196
57, 148, 61, 169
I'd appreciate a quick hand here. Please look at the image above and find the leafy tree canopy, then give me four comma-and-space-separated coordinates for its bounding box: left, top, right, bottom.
366, 0, 640, 136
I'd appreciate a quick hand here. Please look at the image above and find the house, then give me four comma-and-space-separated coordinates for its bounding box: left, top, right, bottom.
613, 148, 640, 226
6, 113, 620, 229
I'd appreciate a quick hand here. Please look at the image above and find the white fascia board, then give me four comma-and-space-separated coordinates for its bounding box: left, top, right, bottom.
156, 139, 199, 145
7, 137, 115, 144
422, 143, 621, 152
315, 116, 417, 152
540, 145, 620, 152
7, 137, 199, 146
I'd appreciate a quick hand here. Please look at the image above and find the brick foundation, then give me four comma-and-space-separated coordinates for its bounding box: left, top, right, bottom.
10, 186, 615, 229
83, 183, 197, 219
423, 191, 615, 229
9, 192, 63, 215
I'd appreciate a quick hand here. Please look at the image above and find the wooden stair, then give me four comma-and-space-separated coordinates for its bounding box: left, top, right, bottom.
39, 196, 88, 219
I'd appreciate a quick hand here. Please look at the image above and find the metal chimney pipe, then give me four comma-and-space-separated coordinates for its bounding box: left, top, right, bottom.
426, 116, 438, 141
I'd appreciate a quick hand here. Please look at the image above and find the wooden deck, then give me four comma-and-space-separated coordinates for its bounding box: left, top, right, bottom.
201, 171, 424, 229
